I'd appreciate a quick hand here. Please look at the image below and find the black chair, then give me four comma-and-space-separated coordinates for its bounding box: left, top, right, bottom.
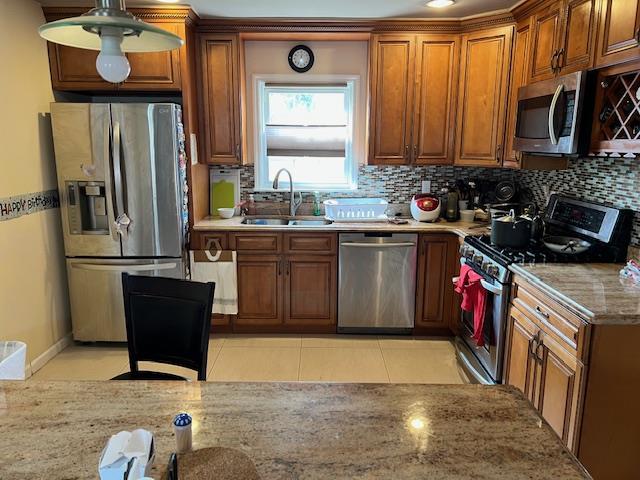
112, 273, 215, 381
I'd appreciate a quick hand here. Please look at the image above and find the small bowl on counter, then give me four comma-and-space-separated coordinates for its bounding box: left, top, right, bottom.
217, 208, 235, 219
460, 209, 475, 222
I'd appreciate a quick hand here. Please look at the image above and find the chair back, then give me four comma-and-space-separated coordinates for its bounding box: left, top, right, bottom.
121, 273, 215, 381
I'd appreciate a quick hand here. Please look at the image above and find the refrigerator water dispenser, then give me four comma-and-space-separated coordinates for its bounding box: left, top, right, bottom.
66, 181, 109, 235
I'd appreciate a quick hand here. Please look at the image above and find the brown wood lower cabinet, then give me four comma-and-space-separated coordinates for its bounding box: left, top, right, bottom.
505, 274, 640, 479
285, 255, 337, 327
234, 233, 337, 332
236, 254, 283, 326
505, 305, 583, 448
415, 234, 460, 334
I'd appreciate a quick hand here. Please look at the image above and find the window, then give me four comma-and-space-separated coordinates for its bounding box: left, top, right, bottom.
255, 81, 357, 191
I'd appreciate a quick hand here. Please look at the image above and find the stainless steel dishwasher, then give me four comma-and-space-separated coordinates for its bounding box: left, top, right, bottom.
338, 233, 417, 333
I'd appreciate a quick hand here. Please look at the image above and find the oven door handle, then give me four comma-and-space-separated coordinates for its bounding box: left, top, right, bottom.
480, 279, 504, 295
548, 84, 564, 145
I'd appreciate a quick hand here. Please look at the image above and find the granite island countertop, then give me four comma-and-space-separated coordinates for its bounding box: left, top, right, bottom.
510, 263, 640, 325
194, 216, 487, 238
0, 381, 590, 479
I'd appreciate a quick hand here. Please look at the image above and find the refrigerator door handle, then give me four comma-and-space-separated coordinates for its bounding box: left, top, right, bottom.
70, 262, 178, 272
112, 121, 131, 237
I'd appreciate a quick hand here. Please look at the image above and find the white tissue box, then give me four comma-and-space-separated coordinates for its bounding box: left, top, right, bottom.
98, 429, 155, 480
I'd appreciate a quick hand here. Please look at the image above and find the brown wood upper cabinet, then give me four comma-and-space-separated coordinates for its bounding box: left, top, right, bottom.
369, 34, 459, 165
47, 22, 183, 91
454, 26, 513, 167
197, 34, 242, 165
504, 19, 532, 167
528, 0, 597, 82
595, 0, 640, 67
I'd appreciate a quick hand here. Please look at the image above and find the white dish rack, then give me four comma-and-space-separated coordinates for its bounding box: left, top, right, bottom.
324, 198, 389, 222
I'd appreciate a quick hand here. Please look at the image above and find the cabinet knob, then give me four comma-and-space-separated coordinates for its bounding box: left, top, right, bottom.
235, 144, 240, 160
496, 144, 502, 163
535, 305, 550, 319
413, 145, 418, 162
404, 144, 409, 160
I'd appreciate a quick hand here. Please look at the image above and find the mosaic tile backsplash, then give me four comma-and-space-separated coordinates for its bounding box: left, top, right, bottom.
517, 157, 640, 247
226, 158, 640, 246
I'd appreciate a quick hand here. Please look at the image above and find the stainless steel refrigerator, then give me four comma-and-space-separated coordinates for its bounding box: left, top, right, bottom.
50, 103, 188, 342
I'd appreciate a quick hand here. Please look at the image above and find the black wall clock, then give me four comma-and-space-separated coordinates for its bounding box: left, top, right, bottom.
288, 45, 314, 73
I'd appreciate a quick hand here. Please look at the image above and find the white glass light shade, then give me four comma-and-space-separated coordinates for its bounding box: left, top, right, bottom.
39, 14, 183, 53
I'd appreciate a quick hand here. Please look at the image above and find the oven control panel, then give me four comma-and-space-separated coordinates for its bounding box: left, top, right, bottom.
459, 243, 510, 284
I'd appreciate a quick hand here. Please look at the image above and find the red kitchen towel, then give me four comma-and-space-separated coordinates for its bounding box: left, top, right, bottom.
455, 264, 487, 347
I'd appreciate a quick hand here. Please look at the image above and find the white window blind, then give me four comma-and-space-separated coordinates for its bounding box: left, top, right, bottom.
255, 82, 357, 191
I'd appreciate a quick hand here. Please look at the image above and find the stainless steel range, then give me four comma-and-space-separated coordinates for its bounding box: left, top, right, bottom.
455, 194, 634, 385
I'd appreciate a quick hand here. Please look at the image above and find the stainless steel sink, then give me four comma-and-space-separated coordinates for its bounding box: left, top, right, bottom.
241, 217, 332, 226
288, 219, 333, 226
242, 218, 289, 226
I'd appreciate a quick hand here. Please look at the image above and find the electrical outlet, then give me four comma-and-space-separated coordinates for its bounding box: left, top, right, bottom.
421, 180, 431, 194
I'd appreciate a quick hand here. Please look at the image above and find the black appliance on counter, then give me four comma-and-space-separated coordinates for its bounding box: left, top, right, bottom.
455, 194, 633, 385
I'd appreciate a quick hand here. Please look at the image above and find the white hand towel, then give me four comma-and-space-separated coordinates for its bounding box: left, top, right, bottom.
189, 250, 238, 315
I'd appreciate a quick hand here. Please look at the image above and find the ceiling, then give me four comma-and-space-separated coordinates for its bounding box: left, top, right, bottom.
37, 0, 522, 19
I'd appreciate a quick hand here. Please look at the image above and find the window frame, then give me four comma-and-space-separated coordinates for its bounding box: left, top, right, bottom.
253, 76, 358, 192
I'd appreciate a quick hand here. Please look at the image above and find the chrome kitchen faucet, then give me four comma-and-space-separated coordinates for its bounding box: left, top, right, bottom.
272, 168, 303, 216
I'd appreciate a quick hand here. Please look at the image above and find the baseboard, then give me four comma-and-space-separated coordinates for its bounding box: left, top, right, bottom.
26, 333, 73, 379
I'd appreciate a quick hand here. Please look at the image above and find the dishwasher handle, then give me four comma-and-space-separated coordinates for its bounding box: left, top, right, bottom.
340, 242, 416, 248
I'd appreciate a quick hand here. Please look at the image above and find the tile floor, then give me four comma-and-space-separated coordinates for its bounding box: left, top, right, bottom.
29, 335, 468, 384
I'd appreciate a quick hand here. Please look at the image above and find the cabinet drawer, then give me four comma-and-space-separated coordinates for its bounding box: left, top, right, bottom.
191, 232, 228, 250
512, 280, 588, 361
230, 233, 282, 253
284, 233, 336, 254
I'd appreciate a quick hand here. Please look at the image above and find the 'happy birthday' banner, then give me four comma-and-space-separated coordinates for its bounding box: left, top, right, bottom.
0, 189, 60, 222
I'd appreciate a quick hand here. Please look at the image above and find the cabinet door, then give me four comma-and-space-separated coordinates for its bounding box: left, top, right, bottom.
529, 2, 563, 82
504, 20, 532, 168
454, 27, 513, 167
285, 255, 336, 327
596, 0, 640, 67
198, 34, 241, 165
558, 0, 597, 74
415, 234, 458, 331
504, 307, 538, 401
412, 35, 459, 165
236, 255, 283, 326
121, 23, 182, 90
47, 44, 113, 91
369, 35, 415, 165
537, 333, 583, 449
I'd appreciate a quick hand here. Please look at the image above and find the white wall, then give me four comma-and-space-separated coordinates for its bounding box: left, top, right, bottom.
243, 40, 369, 166
0, 0, 71, 370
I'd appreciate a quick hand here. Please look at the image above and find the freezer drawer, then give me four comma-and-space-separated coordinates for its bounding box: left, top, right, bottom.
66, 258, 184, 342
338, 233, 417, 332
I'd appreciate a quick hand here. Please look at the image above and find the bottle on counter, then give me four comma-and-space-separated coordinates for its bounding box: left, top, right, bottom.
446, 190, 459, 222
247, 194, 257, 216
439, 187, 449, 219
313, 191, 321, 216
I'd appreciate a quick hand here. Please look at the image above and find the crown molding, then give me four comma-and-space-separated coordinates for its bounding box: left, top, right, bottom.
195, 12, 515, 34
42, 6, 199, 24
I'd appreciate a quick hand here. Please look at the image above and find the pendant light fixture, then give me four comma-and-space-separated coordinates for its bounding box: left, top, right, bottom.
39, 0, 183, 84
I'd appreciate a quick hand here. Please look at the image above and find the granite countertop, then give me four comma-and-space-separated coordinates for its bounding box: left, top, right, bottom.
194, 216, 487, 238
510, 263, 640, 325
0, 382, 589, 479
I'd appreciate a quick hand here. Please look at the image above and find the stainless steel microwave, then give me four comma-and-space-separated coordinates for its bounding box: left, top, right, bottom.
514, 70, 587, 155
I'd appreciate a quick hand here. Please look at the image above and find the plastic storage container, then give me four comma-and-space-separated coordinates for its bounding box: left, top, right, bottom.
323, 198, 388, 222
0, 341, 27, 380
